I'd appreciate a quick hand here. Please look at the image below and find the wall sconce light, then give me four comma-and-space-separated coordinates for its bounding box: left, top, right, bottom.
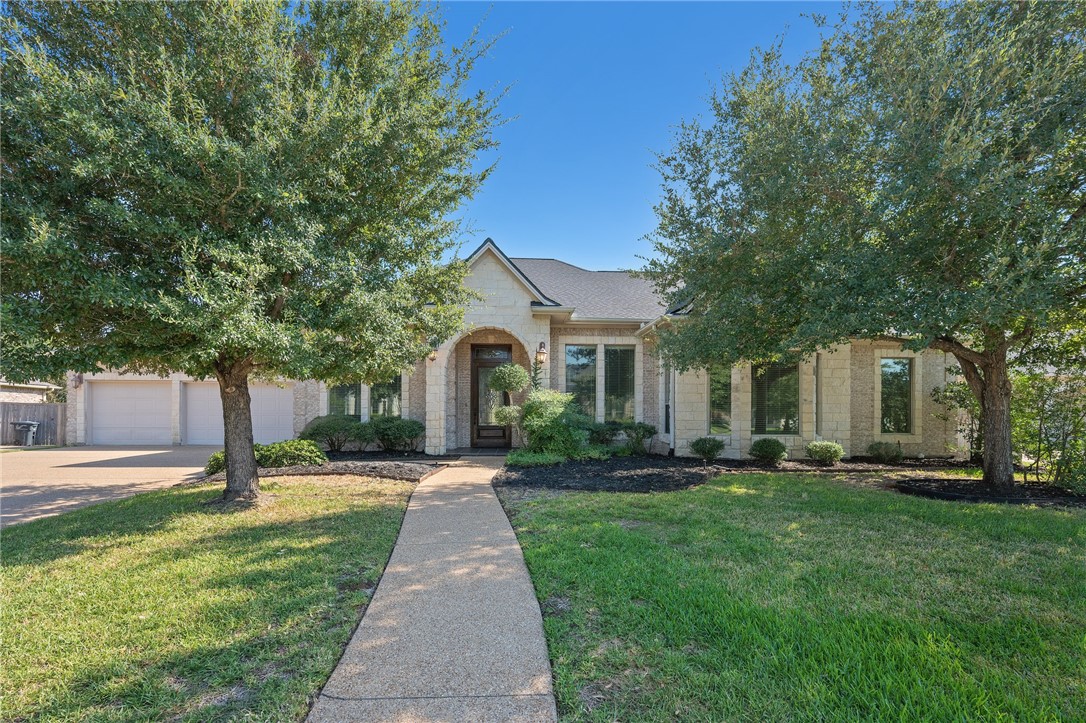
427, 348, 439, 362
535, 342, 548, 366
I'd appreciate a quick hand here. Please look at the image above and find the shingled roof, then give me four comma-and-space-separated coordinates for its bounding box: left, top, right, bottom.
509, 257, 666, 322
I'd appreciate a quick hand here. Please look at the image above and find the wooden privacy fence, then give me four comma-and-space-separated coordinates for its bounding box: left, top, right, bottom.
0, 403, 66, 446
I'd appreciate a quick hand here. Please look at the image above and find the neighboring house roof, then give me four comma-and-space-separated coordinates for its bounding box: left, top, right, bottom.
0, 378, 59, 390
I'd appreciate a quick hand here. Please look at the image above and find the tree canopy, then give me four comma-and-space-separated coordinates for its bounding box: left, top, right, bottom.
2, 0, 499, 497
644, 1, 1085, 488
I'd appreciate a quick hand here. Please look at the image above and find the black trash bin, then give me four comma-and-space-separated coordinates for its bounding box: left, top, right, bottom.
10, 420, 41, 446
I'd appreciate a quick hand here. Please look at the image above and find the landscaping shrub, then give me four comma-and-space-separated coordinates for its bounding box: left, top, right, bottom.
690, 436, 726, 462
300, 414, 366, 452
749, 438, 788, 466
371, 417, 425, 452
622, 422, 657, 455
805, 440, 845, 466
204, 439, 328, 476
506, 450, 566, 467
586, 421, 622, 446
488, 363, 531, 394
257, 439, 328, 468
520, 388, 590, 456
571, 444, 614, 462
867, 441, 904, 464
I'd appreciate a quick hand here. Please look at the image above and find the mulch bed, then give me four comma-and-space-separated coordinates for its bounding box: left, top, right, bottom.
893, 477, 1085, 508
493, 455, 1086, 507
197, 460, 443, 484
493, 456, 720, 493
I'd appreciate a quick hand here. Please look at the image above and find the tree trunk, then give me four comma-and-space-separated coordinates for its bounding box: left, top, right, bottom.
953, 348, 1015, 492
216, 360, 260, 501
979, 362, 1015, 491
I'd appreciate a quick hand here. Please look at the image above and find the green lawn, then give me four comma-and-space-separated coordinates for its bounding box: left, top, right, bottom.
498, 474, 1086, 721
2, 476, 414, 722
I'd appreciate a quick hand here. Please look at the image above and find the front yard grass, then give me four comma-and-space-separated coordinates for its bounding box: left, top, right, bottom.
2, 475, 414, 721
499, 473, 1086, 721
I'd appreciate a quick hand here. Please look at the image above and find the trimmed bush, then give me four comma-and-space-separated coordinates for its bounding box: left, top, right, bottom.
806, 440, 845, 466
488, 363, 531, 394
521, 388, 590, 456
622, 422, 658, 455
257, 439, 328, 468
690, 436, 726, 462
506, 450, 566, 467
867, 441, 904, 464
749, 438, 788, 466
300, 414, 365, 452
204, 439, 328, 476
371, 417, 425, 452
586, 421, 622, 446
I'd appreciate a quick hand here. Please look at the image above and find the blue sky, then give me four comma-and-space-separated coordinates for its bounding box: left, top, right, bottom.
437, 1, 834, 270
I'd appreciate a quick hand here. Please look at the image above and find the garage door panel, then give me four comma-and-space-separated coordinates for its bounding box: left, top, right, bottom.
184, 383, 294, 445
90, 382, 172, 445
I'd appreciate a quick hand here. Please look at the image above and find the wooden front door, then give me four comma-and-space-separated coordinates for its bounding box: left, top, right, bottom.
471, 344, 513, 448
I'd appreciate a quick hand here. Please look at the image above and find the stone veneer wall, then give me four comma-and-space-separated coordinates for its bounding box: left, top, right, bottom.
672, 341, 956, 459
408, 360, 427, 423
849, 341, 955, 458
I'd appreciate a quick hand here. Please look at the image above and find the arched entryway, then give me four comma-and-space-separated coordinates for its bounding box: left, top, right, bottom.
447, 327, 531, 450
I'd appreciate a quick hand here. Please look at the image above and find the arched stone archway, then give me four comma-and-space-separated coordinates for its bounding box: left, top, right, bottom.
446, 327, 532, 450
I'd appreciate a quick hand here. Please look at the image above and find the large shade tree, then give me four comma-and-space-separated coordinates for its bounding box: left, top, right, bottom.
2, 1, 498, 499
644, 1, 1085, 490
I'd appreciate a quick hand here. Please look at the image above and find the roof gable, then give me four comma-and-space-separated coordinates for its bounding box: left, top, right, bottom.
465, 239, 559, 306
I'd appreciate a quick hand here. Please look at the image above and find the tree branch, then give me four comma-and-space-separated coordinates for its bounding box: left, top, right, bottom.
928, 335, 988, 366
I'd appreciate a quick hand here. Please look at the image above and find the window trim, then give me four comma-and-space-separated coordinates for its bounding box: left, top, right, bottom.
873, 349, 923, 442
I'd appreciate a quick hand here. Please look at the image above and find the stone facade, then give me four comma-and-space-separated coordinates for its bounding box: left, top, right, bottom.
424, 249, 553, 454
671, 343, 955, 460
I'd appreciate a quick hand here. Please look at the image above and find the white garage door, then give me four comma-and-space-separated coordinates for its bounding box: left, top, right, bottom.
183, 383, 294, 445
89, 382, 173, 445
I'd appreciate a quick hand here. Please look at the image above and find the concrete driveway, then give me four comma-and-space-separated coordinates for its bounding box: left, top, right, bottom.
1, 446, 217, 528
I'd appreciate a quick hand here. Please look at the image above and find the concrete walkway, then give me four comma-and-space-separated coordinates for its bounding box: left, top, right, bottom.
308, 457, 557, 722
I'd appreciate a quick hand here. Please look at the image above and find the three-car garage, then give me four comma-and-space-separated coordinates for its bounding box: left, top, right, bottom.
83, 379, 295, 446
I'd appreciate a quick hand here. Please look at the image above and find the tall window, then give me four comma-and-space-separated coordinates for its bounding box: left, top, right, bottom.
565, 345, 597, 417
604, 346, 635, 423
751, 363, 799, 434
880, 358, 912, 433
370, 376, 402, 418
328, 383, 361, 418
709, 365, 732, 434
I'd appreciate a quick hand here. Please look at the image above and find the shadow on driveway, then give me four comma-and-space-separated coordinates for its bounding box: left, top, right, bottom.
1, 446, 217, 527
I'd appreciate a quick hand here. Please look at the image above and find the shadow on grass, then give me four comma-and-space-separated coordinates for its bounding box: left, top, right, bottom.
3, 484, 409, 721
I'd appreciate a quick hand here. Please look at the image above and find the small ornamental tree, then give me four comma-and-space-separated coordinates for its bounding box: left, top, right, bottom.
644, 2, 1086, 491
1, 1, 499, 500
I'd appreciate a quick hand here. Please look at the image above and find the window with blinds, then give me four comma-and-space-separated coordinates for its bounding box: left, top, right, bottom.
880, 358, 912, 433
328, 383, 361, 418
565, 345, 597, 417
370, 376, 402, 418
751, 362, 799, 434
604, 346, 635, 423
709, 364, 732, 434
